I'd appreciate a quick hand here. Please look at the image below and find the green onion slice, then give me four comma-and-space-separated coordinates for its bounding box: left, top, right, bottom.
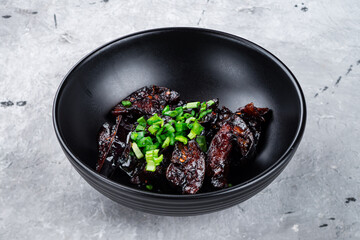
135, 124, 145, 131
162, 136, 170, 148
131, 142, 144, 159
196, 135, 207, 152
137, 116, 147, 126
175, 135, 188, 144
185, 102, 200, 109
121, 100, 132, 107
145, 161, 156, 172
206, 100, 215, 107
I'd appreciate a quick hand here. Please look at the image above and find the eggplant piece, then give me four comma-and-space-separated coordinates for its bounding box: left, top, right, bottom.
206, 123, 233, 189
166, 141, 206, 194
236, 103, 270, 146
112, 85, 180, 116
96, 115, 122, 174
232, 115, 255, 158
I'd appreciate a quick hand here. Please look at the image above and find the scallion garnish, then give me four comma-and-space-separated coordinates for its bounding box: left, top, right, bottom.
183, 113, 192, 119
162, 136, 170, 148
137, 136, 153, 147
121, 100, 132, 107
146, 184, 153, 190
185, 102, 200, 109
131, 142, 144, 159
137, 116, 147, 126
187, 130, 197, 139
136, 131, 145, 140
185, 117, 196, 124
191, 121, 204, 135
145, 143, 159, 152
164, 123, 175, 133
130, 132, 138, 141
198, 109, 212, 120
200, 102, 207, 112
175, 135, 188, 144
130, 99, 215, 168
135, 124, 145, 131
196, 135, 207, 152
148, 125, 160, 135
175, 122, 187, 132
154, 154, 163, 164
206, 100, 215, 107
163, 110, 178, 118
145, 161, 156, 172
162, 105, 170, 115
147, 114, 162, 125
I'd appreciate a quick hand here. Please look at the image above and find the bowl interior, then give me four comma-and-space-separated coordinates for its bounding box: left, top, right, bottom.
55, 28, 303, 188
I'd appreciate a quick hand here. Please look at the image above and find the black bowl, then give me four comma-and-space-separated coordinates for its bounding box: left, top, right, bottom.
53, 28, 306, 216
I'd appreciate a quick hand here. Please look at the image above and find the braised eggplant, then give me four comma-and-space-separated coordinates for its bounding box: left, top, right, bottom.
96, 85, 270, 194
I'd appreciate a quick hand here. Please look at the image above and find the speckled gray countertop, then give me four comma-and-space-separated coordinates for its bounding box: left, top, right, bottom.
1, 0, 359, 239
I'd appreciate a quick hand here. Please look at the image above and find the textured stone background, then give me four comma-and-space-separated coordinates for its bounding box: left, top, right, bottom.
1, 0, 359, 239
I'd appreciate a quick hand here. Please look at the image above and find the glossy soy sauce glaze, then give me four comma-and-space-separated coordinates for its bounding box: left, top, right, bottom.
96, 85, 270, 194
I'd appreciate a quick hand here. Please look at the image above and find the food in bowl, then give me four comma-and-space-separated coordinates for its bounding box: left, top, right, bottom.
97, 85, 270, 194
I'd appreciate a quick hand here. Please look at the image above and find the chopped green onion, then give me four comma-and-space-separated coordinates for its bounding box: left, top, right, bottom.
187, 130, 197, 139
175, 122, 187, 132
175, 131, 186, 137
152, 119, 164, 127
145, 150, 154, 162
175, 107, 183, 115
207, 100, 215, 107
162, 105, 170, 115
121, 100, 132, 107
137, 136, 153, 147
168, 119, 176, 125
148, 125, 160, 135
200, 102, 207, 112
153, 149, 159, 156
167, 132, 175, 145
156, 135, 163, 144
191, 121, 204, 135
163, 110, 178, 117
196, 135, 207, 152
228, 183, 232, 187
146, 184, 153, 190
164, 123, 175, 133
145, 143, 159, 152
162, 136, 170, 148
147, 114, 162, 125
185, 117, 196, 124
185, 102, 200, 109
175, 135, 188, 144
191, 110, 196, 116
137, 116, 147, 126
136, 125, 145, 131
136, 131, 145, 140
176, 113, 184, 121
154, 154, 164, 165
131, 142, 144, 159
160, 134, 166, 141
130, 132, 138, 141
198, 109, 212, 120
183, 113, 192, 119
146, 161, 156, 172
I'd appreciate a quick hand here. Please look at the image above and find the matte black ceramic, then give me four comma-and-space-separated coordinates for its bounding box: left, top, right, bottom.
53, 28, 306, 216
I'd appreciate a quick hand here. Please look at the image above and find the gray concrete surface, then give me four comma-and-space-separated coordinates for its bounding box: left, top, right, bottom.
1, 0, 359, 239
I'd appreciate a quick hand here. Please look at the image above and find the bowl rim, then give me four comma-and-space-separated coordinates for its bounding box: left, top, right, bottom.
53, 27, 307, 199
